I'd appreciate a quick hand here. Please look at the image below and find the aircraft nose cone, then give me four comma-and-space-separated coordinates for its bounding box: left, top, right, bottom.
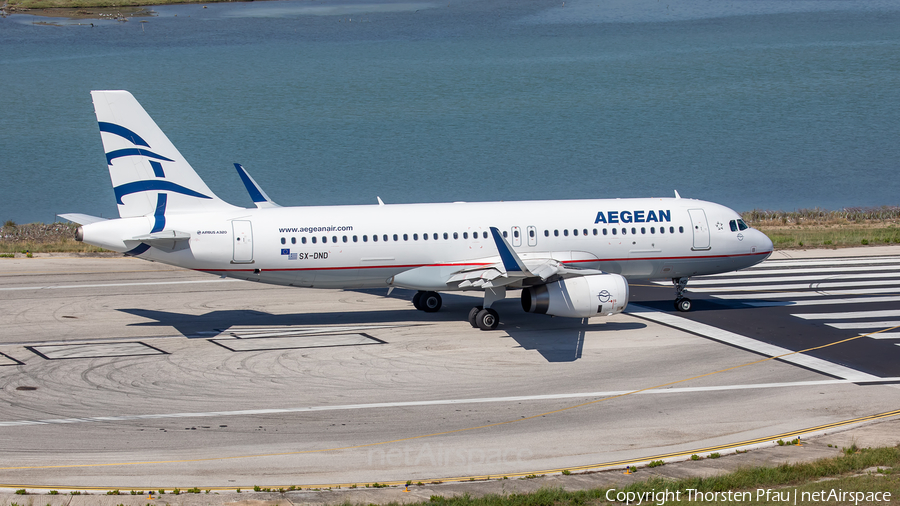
757, 229, 774, 254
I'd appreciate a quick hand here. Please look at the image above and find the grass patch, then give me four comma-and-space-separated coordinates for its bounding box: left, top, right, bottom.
0, 222, 106, 254
418, 445, 900, 506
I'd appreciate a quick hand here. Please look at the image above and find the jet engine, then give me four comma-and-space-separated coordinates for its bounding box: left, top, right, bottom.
521, 273, 629, 318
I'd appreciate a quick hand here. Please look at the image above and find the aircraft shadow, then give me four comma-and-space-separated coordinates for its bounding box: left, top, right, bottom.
118, 289, 645, 362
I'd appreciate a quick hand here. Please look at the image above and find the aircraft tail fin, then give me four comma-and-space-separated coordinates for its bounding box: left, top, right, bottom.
91, 90, 238, 218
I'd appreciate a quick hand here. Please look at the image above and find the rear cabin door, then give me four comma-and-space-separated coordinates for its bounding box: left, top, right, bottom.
232, 220, 254, 263
687, 209, 711, 250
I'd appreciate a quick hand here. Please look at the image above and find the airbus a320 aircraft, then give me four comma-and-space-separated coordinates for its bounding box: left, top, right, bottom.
62, 91, 774, 330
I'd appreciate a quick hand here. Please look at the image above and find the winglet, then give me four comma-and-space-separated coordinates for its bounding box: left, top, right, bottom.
377, 196, 385, 206
489, 227, 528, 274
674, 190, 681, 199
235, 163, 281, 208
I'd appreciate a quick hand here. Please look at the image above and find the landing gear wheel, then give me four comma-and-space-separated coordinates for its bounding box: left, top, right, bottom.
412, 291, 424, 310
475, 308, 499, 330
421, 291, 442, 313
675, 297, 692, 312
468, 306, 483, 328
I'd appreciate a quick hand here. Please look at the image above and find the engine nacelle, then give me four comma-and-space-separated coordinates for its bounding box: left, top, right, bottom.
521, 273, 629, 318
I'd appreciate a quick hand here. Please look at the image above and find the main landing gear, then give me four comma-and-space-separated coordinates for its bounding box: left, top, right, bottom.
411, 287, 505, 331
673, 277, 692, 312
412, 291, 442, 312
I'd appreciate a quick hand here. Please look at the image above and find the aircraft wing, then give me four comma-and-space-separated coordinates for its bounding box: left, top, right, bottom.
234, 163, 281, 208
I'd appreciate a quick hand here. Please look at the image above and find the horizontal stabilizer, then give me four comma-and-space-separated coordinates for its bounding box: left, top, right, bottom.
57, 213, 108, 225
235, 163, 281, 208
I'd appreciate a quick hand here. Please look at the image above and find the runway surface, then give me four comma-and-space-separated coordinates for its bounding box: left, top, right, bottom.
1, 249, 899, 489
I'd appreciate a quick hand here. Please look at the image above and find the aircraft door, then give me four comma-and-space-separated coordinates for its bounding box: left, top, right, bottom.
687, 209, 711, 250
232, 220, 254, 263
527, 226, 537, 247
511, 226, 522, 247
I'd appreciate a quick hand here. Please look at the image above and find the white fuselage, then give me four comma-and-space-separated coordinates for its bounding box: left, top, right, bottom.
82, 197, 773, 290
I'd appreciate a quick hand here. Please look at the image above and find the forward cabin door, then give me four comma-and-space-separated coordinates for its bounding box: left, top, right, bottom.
687, 209, 711, 250
232, 220, 254, 263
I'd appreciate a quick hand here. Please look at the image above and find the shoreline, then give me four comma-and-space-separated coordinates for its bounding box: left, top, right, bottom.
0, 0, 256, 19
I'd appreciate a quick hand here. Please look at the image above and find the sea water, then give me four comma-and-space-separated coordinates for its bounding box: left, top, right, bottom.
1, 0, 899, 223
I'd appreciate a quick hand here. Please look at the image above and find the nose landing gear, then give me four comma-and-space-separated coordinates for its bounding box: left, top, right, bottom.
673, 277, 692, 312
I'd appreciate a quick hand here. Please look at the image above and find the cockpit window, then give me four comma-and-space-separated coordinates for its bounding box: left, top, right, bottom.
737, 219, 749, 231
729, 220, 738, 232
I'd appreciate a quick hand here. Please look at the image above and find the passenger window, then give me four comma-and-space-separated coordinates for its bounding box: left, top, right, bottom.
670, 227, 675, 233
280, 237, 286, 245
483, 232, 488, 239
453, 232, 458, 239
370, 235, 375, 242
632, 228, 636, 235
423, 233, 428, 241
343, 236, 348, 243
463, 232, 468, 239
603, 228, 608, 236
564, 229, 569, 237
312, 237, 318, 244
352, 236, 357, 243
383, 234, 388, 242
612, 228, 617, 235
622, 228, 627, 235
404, 234, 409, 241
393, 234, 399, 241
292, 237, 297, 244
544, 230, 549, 237
573, 229, 578, 236
554, 230, 559, 237
583, 229, 588, 236
443, 232, 449, 240
434, 233, 438, 240
660, 227, 665, 234
322, 236, 328, 243
641, 227, 646, 234
503, 231, 508, 238
302, 237, 308, 244
414, 233, 419, 240
730, 220, 738, 232
362, 235, 367, 242
679, 226, 684, 233
334, 236, 338, 243
650, 227, 655, 234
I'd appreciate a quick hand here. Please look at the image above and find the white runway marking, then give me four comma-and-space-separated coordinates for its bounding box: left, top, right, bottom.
746, 296, 900, 307
792, 310, 900, 320
702, 264, 900, 278
748, 257, 900, 268
690, 279, 900, 293
1, 378, 896, 428
714, 287, 900, 299
675, 271, 900, 287
626, 305, 880, 381
865, 332, 900, 340
0, 279, 239, 292
826, 321, 900, 330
